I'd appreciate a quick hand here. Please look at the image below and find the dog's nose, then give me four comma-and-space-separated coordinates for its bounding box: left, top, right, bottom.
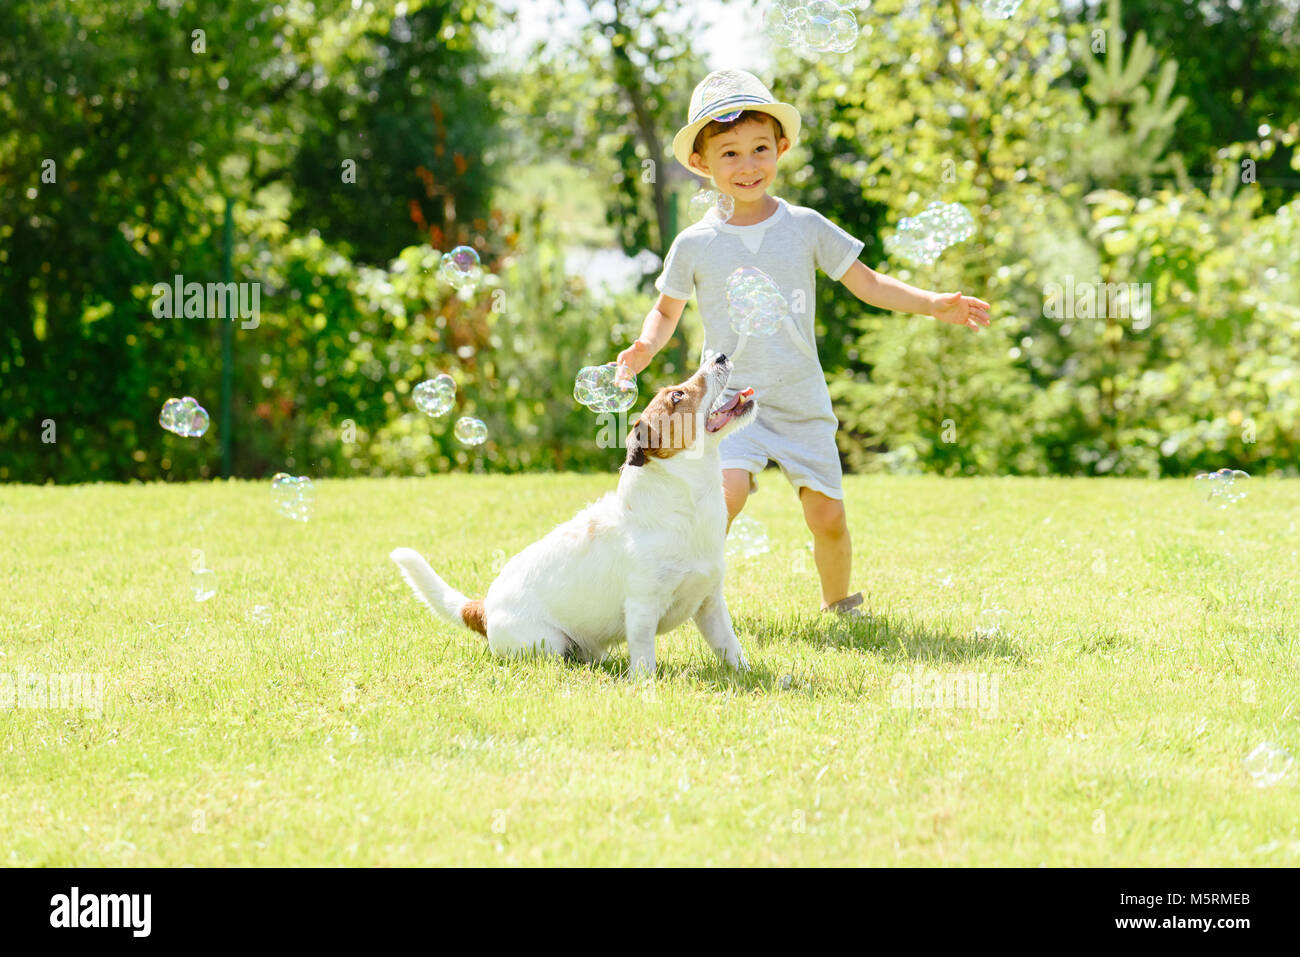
713, 353, 727, 364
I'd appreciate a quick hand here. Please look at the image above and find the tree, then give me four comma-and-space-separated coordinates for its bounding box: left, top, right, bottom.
1072, 0, 1189, 195
508, 0, 709, 375
288, 0, 505, 264
0, 0, 506, 482
777, 0, 1094, 473
1062, 0, 1300, 209
779, 0, 1300, 476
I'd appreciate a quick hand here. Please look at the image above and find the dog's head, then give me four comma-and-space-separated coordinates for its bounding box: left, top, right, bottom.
623, 353, 758, 469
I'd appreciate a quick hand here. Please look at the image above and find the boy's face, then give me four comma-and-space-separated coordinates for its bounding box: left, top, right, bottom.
689, 117, 790, 201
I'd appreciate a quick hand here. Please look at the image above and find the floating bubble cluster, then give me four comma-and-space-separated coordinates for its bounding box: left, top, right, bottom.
981, 0, 1025, 20
726, 266, 790, 337
974, 606, 1010, 640
726, 514, 771, 559
574, 363, 638, 414
439, 245, 483, 293
1195, 468, 1249, 507
159, 396, 210, 438
271, 472, 315, 522
1244, 742, 1294, 788
688, 188, 735, 224
885, 202, 977, 267
454, 416, 488, 446
762, 0, 859, 55
191, 567, 217, 602
413, 373, 456, 417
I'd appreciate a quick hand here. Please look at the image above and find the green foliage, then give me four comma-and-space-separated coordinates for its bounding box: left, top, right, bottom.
288, 0, 505, 263
781, 0, 1300, 476
780, 0, 1093, 473
349, 204, 648, 478
2, 0, 1298, 483
1074, 0, 1189, 192
0, 0, 510, 483
498, 0, 708, 379
1062, 0, 1300, 209
512, 0, 706, 258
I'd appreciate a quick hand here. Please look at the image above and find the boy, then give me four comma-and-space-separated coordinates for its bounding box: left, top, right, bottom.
616, 70, 991, 617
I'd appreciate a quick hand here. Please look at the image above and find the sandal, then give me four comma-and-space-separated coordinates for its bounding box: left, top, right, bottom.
823, 591, 865, 617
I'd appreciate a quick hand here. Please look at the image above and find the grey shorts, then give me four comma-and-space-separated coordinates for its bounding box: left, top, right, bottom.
719, 416, 844, 500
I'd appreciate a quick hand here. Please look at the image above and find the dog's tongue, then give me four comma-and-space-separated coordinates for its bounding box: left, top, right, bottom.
707, 389, 754, 432
716, 387, 754, 415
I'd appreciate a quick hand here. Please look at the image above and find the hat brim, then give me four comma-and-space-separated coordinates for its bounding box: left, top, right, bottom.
672, 103, 802, 174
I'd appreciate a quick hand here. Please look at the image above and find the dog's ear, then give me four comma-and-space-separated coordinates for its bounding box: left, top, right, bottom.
625, 414, 657, 468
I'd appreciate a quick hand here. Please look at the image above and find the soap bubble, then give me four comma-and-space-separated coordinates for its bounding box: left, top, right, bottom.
726, 514, 771, 560
454, 416, 488, 446
974, 607, 1010, 640
725, 266, 790, 337
574, 363, 638, 414
413, 373, 456, 417
885, 202, 977, 267
688, 188, 734, 224
159, 396, 210, 438
763, 0, 858, 55
439, 245, 483, 293
271, 472, 315, 522
981, 0, 1025, 19
1243, 742, 1294, 788
803, 1, 838, 48
192, 567, 217, 602
827, 8, 858, 51
1195, 468, 1249, 507
711, 109, 743, 123
762, 0, 799, 46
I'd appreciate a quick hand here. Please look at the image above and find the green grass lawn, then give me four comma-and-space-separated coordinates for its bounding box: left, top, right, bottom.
2, 473, 1297, 866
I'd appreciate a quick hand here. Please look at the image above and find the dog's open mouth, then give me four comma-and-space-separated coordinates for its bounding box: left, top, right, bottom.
705, 387, 755, 432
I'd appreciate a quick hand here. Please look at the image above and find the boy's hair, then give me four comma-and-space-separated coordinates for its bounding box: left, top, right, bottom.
691, 110, 785, 158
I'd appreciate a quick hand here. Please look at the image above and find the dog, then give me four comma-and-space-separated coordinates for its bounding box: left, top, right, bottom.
390, 352, 758, 676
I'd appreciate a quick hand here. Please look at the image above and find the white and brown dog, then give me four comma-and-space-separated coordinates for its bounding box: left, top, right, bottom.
390, 353, 757, 676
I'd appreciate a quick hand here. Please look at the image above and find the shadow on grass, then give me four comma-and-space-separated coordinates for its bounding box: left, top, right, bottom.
465, 637, 767, 683
468, 606, 1024, 691
733, 609, 1024, 664
575, 650, 779, 690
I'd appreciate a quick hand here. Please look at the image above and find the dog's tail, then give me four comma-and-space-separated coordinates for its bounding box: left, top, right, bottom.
389, 548, 487, 637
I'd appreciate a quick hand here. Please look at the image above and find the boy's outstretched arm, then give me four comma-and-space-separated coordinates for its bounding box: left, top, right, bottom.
617, 294, 687, 373
839, 261, 991, 330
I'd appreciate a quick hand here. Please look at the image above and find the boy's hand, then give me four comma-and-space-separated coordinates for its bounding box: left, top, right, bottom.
616, 338, 654, 376
932, 292, 992, 329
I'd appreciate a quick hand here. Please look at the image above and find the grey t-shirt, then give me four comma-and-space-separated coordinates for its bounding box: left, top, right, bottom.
654, 196, 864, 414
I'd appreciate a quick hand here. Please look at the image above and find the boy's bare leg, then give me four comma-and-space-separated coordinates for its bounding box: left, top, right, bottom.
799, 486, 852, 608
723, 468, 751, 533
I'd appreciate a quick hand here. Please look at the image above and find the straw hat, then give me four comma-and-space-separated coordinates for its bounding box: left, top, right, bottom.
671, 70, 801, 173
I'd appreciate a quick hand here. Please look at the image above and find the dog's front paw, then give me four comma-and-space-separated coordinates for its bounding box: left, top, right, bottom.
628, 657, 657, 680
728, 650, 751, 673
